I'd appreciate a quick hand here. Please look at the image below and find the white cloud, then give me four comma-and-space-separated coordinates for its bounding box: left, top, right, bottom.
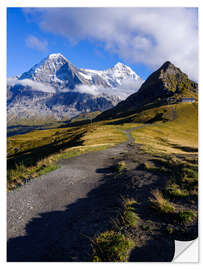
73, 78, 142, 100
7, 76, 141, 99
25, 35, 48, 52
7, 78, 56, 93
23, 8, 198, 81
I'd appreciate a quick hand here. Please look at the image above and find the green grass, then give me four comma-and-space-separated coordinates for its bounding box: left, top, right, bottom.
120, 198, 140, 228
163, 157, 198, 199
38, 164, 60, 175
141, 220, 153, 231
122, 210, 140, 228
176, 210, 197, 225
115, 161, 126, 173
166, 225, 174, 234
165, 183, 189, 198
92, 231, 134, 262
149, 189, 176, 214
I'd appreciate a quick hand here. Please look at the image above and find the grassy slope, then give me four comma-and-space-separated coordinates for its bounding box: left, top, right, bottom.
7, 101, 198, 261
7, 101, 198, 189
7, 122, 127, 190
130, 103, 198, 154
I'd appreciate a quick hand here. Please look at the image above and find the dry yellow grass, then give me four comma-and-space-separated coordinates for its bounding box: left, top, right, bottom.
131, 103, 198, 154
7, 122, 128, 190
83, 124, 127, 147
149, 189, 176, 214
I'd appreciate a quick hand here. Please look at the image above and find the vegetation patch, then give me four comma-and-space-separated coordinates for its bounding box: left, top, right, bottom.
7, 123, 127, 190
166, 224, 174, 234
131, 103, 198, 155
119, 198, 140, 228
175, 210, 197, 225
165, 183, 189, 198
115, 161, 126, 173
141, 220, 154, 231
92, 231, 134, 262
149, 189, 176, 214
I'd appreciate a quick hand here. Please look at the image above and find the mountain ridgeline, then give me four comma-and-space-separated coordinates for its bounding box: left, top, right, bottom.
7, 53, 143, 123
96, 61, 198, 120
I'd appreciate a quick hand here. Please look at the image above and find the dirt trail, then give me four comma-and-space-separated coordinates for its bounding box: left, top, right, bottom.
7, 128, 137, 261
8, 126, 186, 262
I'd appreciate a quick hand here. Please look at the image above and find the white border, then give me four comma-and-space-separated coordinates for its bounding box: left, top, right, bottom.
1, 0, 201, 8
0, 0, 202, 268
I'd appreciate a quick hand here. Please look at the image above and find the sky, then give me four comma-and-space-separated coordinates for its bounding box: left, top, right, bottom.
7, 7, 198, 81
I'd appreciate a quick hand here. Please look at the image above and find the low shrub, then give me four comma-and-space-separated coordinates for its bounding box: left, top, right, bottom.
165, 183, 189, 197
149, 189, 176, 214
115, 161, 126, 173
176, 210, 196, 224
92, 231, 134, 262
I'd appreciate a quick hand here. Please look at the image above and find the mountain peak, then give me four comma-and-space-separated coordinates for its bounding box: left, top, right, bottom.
114, 62, 125, 67
159, 61, 179, 73
47, 53, 66, 60
161, 61, 172, 67
96, 61, 198, 121
113, 62, 129, 69
45, 53, 70, 64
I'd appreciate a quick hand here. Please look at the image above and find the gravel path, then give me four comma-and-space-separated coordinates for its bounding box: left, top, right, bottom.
8, 126, 193, 262
7, 129, 134, 261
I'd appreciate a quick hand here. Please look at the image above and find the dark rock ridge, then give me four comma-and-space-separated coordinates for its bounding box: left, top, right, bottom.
96, 61, 198, 120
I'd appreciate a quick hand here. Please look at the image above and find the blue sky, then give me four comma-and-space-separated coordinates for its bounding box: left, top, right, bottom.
7, 8, 198, 81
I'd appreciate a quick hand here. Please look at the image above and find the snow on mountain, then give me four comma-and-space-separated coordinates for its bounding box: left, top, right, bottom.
7, 53, 144, 122
80, 61, 142, 90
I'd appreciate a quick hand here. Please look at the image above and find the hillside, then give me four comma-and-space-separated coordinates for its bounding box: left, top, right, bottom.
7, 102, 198, 261
96, 61, 198, 120
7, 60, 198, 262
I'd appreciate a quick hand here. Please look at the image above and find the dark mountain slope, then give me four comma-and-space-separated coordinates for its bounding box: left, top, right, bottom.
96, 61, 198, 120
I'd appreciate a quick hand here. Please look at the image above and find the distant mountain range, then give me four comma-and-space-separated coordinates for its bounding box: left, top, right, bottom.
96, 61, 198, 121
7, 53, 143, 122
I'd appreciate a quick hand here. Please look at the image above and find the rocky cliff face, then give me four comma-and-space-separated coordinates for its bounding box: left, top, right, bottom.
7, 53, 143, 122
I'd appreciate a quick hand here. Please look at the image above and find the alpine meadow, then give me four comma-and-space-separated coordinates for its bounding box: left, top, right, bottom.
7, 7, 198, 262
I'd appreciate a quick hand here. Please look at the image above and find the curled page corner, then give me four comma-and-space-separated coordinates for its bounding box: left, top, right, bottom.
173, 238, 198, 262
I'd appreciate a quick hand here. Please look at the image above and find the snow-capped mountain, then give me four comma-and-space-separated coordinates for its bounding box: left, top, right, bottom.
7, 53, 143, 122
80, 62, 141, 88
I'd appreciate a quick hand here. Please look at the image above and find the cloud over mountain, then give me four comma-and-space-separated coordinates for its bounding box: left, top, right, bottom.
23, 8, 198, 81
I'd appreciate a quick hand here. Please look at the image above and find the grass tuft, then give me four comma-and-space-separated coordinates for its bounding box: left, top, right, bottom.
141, 220, 154, 231
149, 189, 176, 214
115, 161, 126, 173
119, 198, 140, 228
165, 183, 189, 198
176, 210, 197, 225
92, 231, 134, 262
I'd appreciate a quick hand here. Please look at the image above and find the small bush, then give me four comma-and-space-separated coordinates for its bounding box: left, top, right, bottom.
149, 189, 176, 214
120, 198, 140, 228
165, 183, 189, 197
143, 162, 151, 170
115, 161, 126, 173
124, 198, 138, 207
166, 224, 174, 234
92, 231, 134, 262
122, 210, 140, 228
182, 167, 198, 179
176, 210, 196, 224
141, 220, 153, 231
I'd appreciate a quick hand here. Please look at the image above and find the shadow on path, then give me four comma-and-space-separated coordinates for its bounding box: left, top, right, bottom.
8, 160, 177, 262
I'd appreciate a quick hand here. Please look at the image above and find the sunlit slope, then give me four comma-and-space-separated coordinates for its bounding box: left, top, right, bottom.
131, 102, 198, 154
7, 122, 127, 190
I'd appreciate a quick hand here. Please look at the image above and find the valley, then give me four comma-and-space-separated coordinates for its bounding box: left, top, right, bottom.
7, 60, 198, 262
